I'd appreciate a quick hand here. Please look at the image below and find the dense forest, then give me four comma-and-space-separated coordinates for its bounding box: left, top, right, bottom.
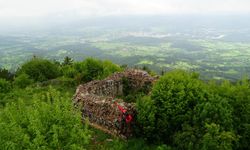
0, 57, 249, 150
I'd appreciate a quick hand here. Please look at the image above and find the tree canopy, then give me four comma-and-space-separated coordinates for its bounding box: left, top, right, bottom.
17, 58, 60, 82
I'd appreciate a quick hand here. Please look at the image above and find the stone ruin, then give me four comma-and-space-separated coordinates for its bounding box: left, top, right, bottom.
73, 69, 157, 138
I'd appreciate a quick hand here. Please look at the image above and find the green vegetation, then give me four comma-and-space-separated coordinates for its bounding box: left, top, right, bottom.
0, 78, 11, 93
17, 58, 61, 82
0, 57, 249, 149
0, 68, 13, 81
0, 88, 91, 150
62, 58, 122, 84
1, 32, 250, 81
136, 70, 249, 149
14, 73, 34, 88
121, 76, 152, 103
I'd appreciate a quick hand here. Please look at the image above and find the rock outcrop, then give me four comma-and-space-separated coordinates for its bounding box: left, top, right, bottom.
73, 69, 157, 137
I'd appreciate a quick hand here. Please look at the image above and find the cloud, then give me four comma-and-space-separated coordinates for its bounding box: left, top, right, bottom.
0, 0, 249, 18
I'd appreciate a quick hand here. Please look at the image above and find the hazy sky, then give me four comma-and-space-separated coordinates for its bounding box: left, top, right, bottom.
0, 0, 250, 18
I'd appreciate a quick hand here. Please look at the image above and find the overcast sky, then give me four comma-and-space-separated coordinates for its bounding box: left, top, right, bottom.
0, 0, 250, 18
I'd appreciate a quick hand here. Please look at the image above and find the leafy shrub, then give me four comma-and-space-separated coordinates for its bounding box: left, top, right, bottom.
14, 73, 34, 88
156, 144, 173, 150
0, 78, 11, 93
0, 87, 91, 149
136, 96, 156, 140
18, 58, 60, 82
212, 79, 250, 150
122, 77, 152, 103
201, 123, 237, 150
0, 68, 14, 81
61, 65, 78, 78
81, 58, 104, 82
136, 70, 236, 149
63, 58, 122, 83
0, 78, 12, 106
102, 60, 122, 78
150, 71, 208, 141
229, 80, 250, 150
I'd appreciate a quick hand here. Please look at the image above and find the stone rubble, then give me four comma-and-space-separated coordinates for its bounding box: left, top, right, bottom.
73, 69, 157, 137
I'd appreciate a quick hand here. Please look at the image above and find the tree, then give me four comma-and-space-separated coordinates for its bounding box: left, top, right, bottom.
213, 78, 250, 150
18, 58, 60, 82
62, 56, 73, 66
82, 58, 104, 82
61, 58, 122, 83
0, 68, 14, 81
150, 70, 207, 142
136, 70, 236, 149
72, 58, 104, 82
201, 123, 236, 150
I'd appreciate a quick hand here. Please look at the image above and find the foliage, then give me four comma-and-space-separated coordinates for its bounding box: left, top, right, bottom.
62, 56, 74, 66
17, 58, 60, 82
102, 60, 122, 78
121, 76, 152, 103
136, 96, 156, 140
81, 58, 104, 82
141, 65, 157, 76
0, 87, 91, 150
0, 68, 14, 81
201, 123, 237, 150
88, 134, 163, 150
62, 58, 122, 84
150, 71, 206, 141
71, 58, 103, 82
14, 73, 34, 88
61, 65, 78, 78
0, 57, 249, 149
137, 70, 236, 149
0, 78, 11, 93
209, 78, 250, 150
156, 144, 173, 150
56, 77, 77, 87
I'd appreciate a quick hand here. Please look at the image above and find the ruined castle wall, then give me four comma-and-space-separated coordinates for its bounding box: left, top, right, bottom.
73, 69, 156, 137
92, 80, 123, 97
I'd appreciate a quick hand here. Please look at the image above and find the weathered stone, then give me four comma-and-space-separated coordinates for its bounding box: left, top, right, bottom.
73, 69, 157, 138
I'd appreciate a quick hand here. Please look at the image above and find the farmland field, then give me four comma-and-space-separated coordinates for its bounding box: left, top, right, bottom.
1, 16, 250, 81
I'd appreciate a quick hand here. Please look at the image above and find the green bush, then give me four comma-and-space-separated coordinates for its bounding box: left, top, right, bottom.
0, 78, 11, 93
18, 58, 60, 82
136, 96, 156, 140
211, 79, 250, 150
0, 68, 14, 81
63, 58, 122, 83
81, 58, 104, 82
0, 87, 91, 149
136, 70, 236, 149
150, 71, 208, 141
61, 65, 78, 78
201, 123, 237, 150
14, 73, 34, 88
102, 60, 122, 78
230, 79, 250, 150
122, 76, 152, 103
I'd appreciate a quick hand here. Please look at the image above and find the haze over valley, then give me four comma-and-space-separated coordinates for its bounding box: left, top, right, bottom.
1, 14, 250, 80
